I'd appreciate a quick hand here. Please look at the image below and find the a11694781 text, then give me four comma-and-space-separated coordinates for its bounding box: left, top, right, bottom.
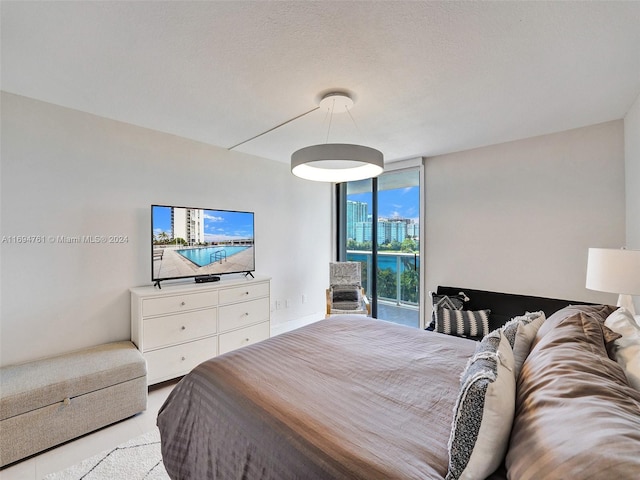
1, 235, 129, 244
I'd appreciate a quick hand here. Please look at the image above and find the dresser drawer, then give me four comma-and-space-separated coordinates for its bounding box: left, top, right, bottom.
142, 290, 218, 317
143, 308, 217, 350
218, 321, 270, 355
219, 282, 269, 305
219, 297, 269, 332
144, 336, 217, 384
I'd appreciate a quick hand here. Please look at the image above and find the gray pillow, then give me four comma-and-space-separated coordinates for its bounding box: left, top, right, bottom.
501, 311, 545, 379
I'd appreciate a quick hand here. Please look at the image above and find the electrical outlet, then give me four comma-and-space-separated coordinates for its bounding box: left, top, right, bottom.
302, 293, 307, 304
276, 300, 283, 310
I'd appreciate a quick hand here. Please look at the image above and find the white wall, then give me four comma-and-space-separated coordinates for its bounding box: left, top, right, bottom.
624, 93, 640, 247
425, 120, 626, 306
624, 92, 640, 312
0, 92, 331, 366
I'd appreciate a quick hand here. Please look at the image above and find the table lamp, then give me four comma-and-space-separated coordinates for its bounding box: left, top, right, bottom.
586, 247, 640, 315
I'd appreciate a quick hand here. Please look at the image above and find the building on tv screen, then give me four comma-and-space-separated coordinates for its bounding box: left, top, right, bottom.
152, 205, 255, 281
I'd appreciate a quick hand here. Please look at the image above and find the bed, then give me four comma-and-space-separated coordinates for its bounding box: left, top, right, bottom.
157, 287, 640, 480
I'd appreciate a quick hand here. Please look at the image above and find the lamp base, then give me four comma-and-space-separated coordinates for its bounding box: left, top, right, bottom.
617, 294, 637, 315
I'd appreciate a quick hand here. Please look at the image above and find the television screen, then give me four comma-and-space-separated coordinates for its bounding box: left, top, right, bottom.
152, 204, 255, 284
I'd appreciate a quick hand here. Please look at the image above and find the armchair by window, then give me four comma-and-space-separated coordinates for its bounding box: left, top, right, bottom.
326, 262, 370, 317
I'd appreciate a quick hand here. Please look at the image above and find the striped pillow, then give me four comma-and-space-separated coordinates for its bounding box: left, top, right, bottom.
436, 308, 491, 338
331, 284, 361, 310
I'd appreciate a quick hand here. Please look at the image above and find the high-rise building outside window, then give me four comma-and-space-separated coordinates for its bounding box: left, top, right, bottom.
337, 163, 423, 328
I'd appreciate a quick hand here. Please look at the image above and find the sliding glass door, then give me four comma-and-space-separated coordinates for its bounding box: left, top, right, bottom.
338, 166, 422, 327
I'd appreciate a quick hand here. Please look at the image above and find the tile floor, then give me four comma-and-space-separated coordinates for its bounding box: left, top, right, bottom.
0, 380, 177, 480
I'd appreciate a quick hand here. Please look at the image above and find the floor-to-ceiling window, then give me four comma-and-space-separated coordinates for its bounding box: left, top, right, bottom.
337, 162, 423, 327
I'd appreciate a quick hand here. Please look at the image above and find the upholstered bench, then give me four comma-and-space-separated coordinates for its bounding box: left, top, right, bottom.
0, 341, 147, 467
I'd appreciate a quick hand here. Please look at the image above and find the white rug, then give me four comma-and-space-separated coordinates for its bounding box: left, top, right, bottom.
43, 429, 169, 480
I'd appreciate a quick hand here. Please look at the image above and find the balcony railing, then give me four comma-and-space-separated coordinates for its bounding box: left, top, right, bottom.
346, 250, 420, 328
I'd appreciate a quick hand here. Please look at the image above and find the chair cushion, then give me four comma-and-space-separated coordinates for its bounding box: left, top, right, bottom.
331, 284, 361, 310
329, 262, 362, 285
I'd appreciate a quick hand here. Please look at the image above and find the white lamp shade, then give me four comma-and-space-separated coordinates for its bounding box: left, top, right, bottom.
586, 248, 640, 295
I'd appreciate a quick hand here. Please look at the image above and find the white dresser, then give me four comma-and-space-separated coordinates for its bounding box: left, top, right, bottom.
130, 275, 270, 385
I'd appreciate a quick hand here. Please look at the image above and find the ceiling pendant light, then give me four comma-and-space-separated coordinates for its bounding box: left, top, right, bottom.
291, 92, 384, 183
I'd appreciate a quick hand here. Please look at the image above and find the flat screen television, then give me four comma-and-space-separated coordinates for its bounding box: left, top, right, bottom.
152, 204, 255, 287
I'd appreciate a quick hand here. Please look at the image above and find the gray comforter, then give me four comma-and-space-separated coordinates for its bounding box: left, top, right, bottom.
157, 315, 476, 480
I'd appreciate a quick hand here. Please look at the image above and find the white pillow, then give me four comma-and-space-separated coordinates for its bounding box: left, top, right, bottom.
605, 307, 640, 337
605, 308, 640, 391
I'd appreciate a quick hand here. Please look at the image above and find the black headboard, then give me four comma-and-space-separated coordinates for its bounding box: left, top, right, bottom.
436, 286, 596, 333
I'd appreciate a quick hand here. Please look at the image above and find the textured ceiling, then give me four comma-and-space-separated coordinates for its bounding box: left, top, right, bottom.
2, 1, 640, 165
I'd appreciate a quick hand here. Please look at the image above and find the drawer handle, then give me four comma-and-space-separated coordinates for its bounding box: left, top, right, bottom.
181, 326, 186, 331
180, 301, 186, 307
245, 291, 250, 295
181, 356, 186, 361
245, 338, 250, 342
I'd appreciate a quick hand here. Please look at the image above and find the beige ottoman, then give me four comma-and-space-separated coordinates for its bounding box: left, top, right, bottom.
0, 341, 147, 467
